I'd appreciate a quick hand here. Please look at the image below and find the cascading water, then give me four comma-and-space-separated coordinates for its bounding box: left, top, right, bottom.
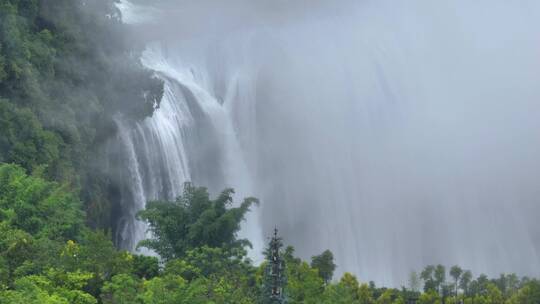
111, 41, 263, 255
115, 0, 540, 285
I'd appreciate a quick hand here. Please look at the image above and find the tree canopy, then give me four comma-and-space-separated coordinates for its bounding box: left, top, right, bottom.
136, 183, 258, 261
0, 163, 539, 303
311, 249, 337, 284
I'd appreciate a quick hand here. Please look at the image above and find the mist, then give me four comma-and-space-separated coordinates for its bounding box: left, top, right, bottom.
116, 0, 540, 285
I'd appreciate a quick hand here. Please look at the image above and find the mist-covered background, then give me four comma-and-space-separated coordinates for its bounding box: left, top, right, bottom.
116, 0, 540, 285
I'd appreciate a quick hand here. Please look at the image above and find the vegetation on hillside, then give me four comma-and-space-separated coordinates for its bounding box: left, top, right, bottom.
0, 0, 163, 229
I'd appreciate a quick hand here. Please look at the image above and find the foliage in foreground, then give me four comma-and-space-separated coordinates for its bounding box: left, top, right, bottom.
1, 165, 539, 303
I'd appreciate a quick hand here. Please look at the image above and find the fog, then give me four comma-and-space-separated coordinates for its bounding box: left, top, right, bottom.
116, 0, 540, 285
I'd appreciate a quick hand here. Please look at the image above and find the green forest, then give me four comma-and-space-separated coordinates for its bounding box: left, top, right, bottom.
0, 0, 539, 303
1, 164, 540, 303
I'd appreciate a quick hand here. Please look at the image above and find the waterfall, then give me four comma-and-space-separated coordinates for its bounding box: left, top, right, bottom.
111, 42, 263, 256
115, 0, 540, 285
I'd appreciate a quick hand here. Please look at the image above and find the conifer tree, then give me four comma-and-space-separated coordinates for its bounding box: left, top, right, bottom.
261, 229, 287, 304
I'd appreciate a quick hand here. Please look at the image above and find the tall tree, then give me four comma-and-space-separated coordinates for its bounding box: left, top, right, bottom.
434, 265, 446, 294
311, 250, 336, 285
450, 265, 463, 300
262, 229, 287, 304
459, 270, 472, 298
421, 265, 436, 292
